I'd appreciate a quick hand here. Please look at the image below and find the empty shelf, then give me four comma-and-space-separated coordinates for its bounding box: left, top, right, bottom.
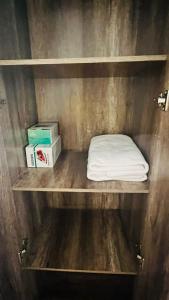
24, 209, 137, 274
0, 55, 166, 78
13, 151, 149, 193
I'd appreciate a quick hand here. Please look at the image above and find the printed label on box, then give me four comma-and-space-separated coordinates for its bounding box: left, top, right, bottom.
25, 144, 37, 167
35, 136, 61, 168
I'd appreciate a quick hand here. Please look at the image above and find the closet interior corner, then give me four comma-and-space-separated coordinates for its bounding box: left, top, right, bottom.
0, 1, 169, 300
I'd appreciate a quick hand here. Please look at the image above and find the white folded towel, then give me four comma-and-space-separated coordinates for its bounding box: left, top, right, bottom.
87, 134, 149, 182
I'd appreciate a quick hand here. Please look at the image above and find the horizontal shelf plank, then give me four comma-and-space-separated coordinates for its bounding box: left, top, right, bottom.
1, 55, 166, 78
0, 55, 167, 65
24, 209, 137, 274
13, 151, 149, 193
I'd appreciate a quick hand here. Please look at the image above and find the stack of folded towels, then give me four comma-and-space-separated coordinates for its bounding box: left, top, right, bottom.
87, 134, 149, 182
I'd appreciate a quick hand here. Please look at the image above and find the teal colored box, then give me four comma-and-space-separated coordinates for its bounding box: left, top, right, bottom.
28, 123, 58, 145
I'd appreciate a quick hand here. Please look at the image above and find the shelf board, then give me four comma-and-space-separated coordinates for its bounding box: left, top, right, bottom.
0, 55, 167, 65
13, 151, 149, 193
0, 55, 166, 78
24, 209, 137, 274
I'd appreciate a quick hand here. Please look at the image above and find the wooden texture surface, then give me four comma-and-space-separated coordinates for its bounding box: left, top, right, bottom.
27, 0, 169, 58
0, 1, 31, 60
46, 192, 120, 210
132, 61, 169, 300
0, 56, 166, 78
34, 75, 166, 151
0, 67, 42, 299
0, 55, 167, 65
0, 1, 168, 299
13, 151, 149, 193
1, 61, 164, 79
27, 0, 169, 150
0, 1, 42, 299
118, 72, 164, 255
35, 77, 135, 150
25, 209, 137, 274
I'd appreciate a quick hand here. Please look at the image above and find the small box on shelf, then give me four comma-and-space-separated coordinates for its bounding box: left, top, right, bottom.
28, 122, 59, 145
25, 122, 61, 168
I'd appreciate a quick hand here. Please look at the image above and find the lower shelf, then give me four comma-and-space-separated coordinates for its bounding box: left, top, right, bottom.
24, 209, 137, 275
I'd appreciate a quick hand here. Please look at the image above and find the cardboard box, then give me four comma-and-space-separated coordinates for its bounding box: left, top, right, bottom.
28, 122, 59, 145
35, 136, 61, 168
25, 144, 37, 167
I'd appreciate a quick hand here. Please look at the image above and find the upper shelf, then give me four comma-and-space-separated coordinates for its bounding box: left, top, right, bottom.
0, 55, 167, 78
13, 151, 149, 193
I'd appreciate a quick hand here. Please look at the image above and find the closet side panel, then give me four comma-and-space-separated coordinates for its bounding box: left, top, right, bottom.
0, 1, 43, 299
118, 1, 169, 274
133, 61, 169, 300
0, 67, 40, 300
119, 72, 164, 248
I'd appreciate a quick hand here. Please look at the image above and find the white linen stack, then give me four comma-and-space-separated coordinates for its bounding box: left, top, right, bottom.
87, 134, 149, 182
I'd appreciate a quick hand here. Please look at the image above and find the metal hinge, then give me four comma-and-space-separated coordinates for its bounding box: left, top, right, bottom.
136, 243, 144, 270
18, 238, 28, 265
0, 98, 6, 109
154, 89, 169, 111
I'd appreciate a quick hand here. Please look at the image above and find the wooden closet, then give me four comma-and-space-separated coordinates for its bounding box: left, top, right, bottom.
0, 1, 168, 299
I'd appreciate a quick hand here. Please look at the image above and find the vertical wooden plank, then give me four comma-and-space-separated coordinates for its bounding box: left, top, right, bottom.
133, 60, 169, 300
0, 66, 40, 299
0, 1, 43, 299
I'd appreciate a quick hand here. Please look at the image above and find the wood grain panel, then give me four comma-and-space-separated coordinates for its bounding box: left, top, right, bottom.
33, 61, 164, 78
27, 0, 169, 224
0, 55, 167, 65
35, 77, 135, 150
119, 193, 147, 252
0, 57, 165, 78
132, 61, 169, 300
0, 0, 31, 59
0, 69, 36, 300
25, 209, 137, 274
119, 72, 164, 251
27, 0, 169, 58
0, 1, 42, 299
47, 192, 120, 209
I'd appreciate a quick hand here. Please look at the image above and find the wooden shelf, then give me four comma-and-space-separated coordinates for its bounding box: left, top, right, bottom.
0, 55, 166, 78
24, 209, 137, 274
0, 55, 167, 65
13, 151, 149, 193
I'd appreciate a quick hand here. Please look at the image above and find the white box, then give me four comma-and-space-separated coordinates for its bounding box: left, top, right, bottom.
25, 144, 37, 167
35, 136, 61, 168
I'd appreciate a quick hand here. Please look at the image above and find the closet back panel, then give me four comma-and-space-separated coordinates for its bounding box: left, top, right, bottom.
27, 0, 168, 236
27, 0, 169, 58
27, 0, 168, 151
27, 0, 169, 150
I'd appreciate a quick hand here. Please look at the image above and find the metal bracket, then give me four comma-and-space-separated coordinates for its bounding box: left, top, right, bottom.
136, 243, 144, 270
136, 254, 144, 269
154, 90, 169, 111
18, 238, 28, 265
0, 99, 6, 109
